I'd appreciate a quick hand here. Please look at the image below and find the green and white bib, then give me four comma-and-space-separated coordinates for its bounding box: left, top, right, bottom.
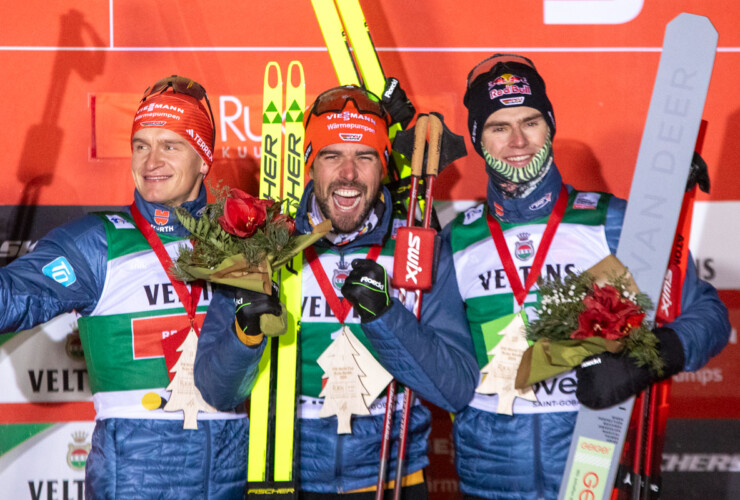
78, 212, 238, 421
298, 241, 413, 418
450, 190, 613, 414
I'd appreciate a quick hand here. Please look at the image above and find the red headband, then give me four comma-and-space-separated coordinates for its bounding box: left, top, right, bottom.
303, 102, 390, 176
131, 91, 214, 167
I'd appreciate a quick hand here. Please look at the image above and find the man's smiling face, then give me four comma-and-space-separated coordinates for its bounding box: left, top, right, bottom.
480, 105, 549, 170
131, 127, 208, 206
309, 142, 383, 233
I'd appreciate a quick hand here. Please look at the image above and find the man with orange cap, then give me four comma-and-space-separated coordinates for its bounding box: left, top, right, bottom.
0, 76, 264, 499
195, 84, 479, 499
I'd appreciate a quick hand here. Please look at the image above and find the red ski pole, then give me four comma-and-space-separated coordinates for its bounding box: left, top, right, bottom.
641, 149, 707, 500
391, 114, 443, 500
375, 114, 430, 499
613, 122, 709, 500
374, 112, 466, 499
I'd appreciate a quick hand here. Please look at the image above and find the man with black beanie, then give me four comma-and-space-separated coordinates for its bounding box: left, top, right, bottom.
410, 54, 729, 499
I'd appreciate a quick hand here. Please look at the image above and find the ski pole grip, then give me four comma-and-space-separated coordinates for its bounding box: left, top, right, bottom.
391, 226, 436, 291
426, 113, 443, 177
410, 114, 429, 178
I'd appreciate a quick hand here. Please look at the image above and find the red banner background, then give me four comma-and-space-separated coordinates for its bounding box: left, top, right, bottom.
0, 1, 738, 498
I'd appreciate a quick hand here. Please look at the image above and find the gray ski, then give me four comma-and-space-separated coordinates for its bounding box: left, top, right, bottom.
558, 13, 717, 500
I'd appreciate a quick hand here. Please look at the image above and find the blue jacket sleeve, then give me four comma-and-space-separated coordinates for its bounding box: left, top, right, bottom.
605, 194, 730, 371
360, 228, 479, 413
665, 258, 730, 371
195, 285, 266, 411
0, 215, 106, 332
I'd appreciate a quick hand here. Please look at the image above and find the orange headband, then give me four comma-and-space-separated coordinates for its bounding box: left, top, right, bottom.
131, 91, 214, 167
303, 101, 390, 176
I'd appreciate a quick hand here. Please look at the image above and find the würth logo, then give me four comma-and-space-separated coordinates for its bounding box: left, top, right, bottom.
154, 209, 170, 225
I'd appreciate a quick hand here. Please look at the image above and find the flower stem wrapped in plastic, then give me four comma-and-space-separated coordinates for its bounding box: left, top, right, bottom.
515, 255, 663, 389
171, 186, 330, 295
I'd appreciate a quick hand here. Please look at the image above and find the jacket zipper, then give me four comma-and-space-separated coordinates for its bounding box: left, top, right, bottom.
204, 421, 212, 497
533, 413, 544, 498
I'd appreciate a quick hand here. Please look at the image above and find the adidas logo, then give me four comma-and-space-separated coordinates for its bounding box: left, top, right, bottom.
186, 129, 194, 138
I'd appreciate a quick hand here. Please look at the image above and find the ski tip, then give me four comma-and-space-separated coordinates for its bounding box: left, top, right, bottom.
669, 13, 717, 40
287, 61, 306, 89
264, 61, 283, 88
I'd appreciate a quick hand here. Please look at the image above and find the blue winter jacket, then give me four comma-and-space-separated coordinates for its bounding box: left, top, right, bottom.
423, 165, 729, 499
195, 181, 479, 494
0, 186, 261, 500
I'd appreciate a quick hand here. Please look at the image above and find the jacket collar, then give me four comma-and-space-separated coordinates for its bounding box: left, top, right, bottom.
486, 162, 564, 223
131, 185, 206, 237
296, 181, 393, 251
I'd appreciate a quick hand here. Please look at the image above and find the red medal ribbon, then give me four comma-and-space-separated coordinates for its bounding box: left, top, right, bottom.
130, 203, 203, 324
486, 185, 568, 306
305, 245, 382, 324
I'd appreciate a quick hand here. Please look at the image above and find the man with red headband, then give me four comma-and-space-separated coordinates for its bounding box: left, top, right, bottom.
0, 76, 263, 499
195, 84, 478, 499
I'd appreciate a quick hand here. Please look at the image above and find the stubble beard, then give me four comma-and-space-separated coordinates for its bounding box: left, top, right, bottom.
315, 180, 377, 234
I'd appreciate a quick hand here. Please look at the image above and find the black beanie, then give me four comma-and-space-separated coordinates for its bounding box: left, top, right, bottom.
463, 55, 555, 158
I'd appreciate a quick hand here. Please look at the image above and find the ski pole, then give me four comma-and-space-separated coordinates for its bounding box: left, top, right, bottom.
616, 126, 709, 500
392, 114, 444, 500
640, 143, 709, 500
375, 114, 430, 499
374, 112, 465, 499
631, 390, 648, 500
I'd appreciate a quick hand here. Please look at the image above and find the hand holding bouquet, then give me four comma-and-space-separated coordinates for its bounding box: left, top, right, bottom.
172, 186, 329, 294
515, 255, 663, 389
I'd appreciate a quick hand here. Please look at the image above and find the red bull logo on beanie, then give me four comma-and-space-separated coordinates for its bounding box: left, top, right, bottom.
488, 73, 531, 101
491, 74, 526, 86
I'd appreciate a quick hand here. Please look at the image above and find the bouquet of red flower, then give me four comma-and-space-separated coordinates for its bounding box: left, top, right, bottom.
515, 255, 663, 389
172, 186, 329, 295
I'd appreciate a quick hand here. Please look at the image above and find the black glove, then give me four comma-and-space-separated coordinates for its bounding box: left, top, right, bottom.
686, 151, 710, 193
341, 259, 392, 323
576, 327, 685, 409
234, 282, 283, 339
382, 77, 415, 129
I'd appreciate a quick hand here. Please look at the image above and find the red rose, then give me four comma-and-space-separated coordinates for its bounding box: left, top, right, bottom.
571, 284, 644, 340
272, 213, 296, 234
218, 189, 267, 238
230, 188, 275, 210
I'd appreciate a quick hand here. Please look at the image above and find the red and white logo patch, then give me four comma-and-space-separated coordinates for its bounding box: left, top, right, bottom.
339, 133, 363, 142
131, 312, 206, 359
154, 209, 170, 225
